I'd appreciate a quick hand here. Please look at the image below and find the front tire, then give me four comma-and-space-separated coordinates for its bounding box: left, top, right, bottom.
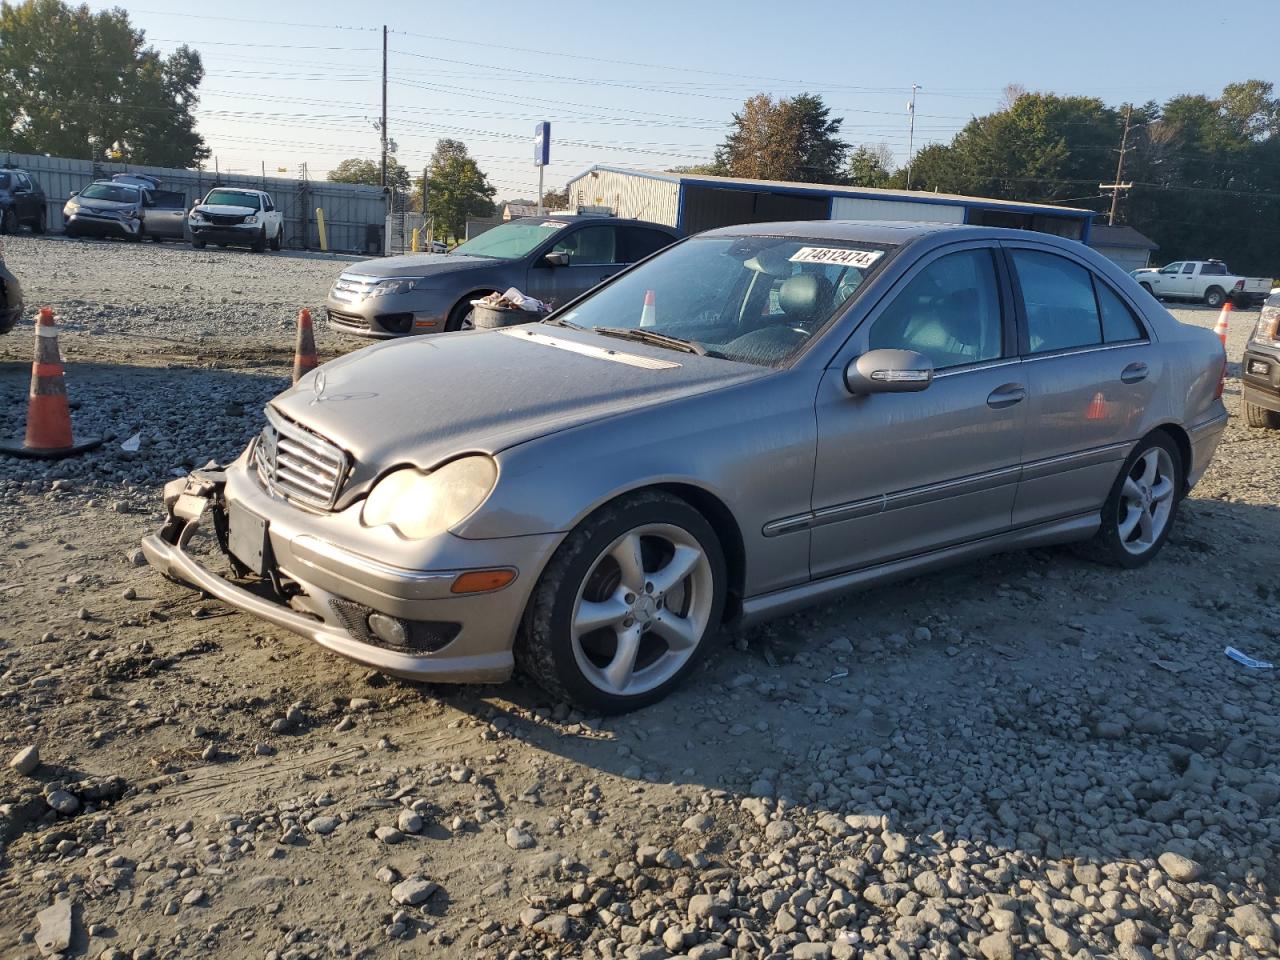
1139, 282, 1154, 297
191, 237, 206, 249
516, 491, 726, 713
251, 230, 266, 253
1079, 433, 1183, 568
1204, 286, 1225, 309
1244, 400, 1280, 429
445, 293, 491, 331
0, 207, 16, 234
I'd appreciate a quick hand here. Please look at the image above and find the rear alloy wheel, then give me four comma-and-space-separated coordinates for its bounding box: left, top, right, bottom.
517, 491, 726, 712
1244, 400, 1280, 429
1080, 433, 1182, 568
1204, 286, 1225, 309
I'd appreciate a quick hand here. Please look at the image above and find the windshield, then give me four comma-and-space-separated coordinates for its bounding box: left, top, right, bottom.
204, 189, 261, 210
80, 183, 140, 203
553, 234, 893, 367
452, 219, 569, 260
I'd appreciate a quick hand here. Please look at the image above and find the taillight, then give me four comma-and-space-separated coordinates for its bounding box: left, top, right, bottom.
1256, 305, 1280, 343
1214, 356, 1227, 400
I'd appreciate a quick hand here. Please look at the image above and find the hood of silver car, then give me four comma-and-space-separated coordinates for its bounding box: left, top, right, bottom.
343, 253, 493, 279
269, 327, 765, 486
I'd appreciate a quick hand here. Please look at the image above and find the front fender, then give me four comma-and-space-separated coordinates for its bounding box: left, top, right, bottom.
453, 370, 822, 598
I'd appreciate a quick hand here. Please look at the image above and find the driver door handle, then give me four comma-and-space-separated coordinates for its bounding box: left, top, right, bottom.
986, 383, 1026, 409
1121, 362, 1149, 384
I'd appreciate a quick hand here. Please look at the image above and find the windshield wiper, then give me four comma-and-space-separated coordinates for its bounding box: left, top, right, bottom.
542, 315, 582, 328
593, 326, 708, 356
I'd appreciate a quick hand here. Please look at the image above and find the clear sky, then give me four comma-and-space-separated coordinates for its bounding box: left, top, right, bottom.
86, 0, 1279, 201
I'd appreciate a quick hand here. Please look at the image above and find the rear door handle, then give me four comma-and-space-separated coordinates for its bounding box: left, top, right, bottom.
1121, 362, 1149, 384
986, 383, 1026, 409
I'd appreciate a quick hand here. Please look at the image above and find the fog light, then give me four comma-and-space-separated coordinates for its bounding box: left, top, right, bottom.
367, 613, 408, 646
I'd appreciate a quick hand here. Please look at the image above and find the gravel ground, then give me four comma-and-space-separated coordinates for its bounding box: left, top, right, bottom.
1, 235, 1278, 960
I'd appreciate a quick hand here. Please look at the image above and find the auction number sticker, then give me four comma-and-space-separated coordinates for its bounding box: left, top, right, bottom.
540, 221, 570, 229
789, 247, 884, 268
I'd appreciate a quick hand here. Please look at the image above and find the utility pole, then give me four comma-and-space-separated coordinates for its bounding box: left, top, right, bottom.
380, 25, 388, 190
1101, 104, 1135, 226
905, 84, 921, 189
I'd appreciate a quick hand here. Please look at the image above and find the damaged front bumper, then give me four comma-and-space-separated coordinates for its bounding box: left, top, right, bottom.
141, 464, 553, 684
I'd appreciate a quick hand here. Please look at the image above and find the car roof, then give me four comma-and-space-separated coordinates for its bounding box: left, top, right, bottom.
508, 215, 678, 233
697, 219, 1096, 249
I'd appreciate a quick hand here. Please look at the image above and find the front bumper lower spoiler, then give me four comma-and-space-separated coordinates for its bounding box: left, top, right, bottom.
141, 470, 516, 683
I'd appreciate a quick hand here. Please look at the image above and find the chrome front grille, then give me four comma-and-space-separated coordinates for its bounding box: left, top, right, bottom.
330, 273, 379, 302
252, 408, 350, 510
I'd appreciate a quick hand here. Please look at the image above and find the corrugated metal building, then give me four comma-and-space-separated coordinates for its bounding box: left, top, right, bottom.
3, 151, 387, 253
565, 166, 1094, 240
1087, 224, 1159, 272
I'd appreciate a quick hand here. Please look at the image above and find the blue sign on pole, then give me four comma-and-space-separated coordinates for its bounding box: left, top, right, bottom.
534, 122, 551, 167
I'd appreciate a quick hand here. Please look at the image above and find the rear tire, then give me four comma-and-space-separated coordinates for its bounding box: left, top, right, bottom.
1204, 286, 1225, 309
515, 491, 726, 713
1077, 432, 1183, 569
1244, 400, 1280, 429
31, 210, 46, 234
1139, 282, 1154, 296
270, 227, 282, 251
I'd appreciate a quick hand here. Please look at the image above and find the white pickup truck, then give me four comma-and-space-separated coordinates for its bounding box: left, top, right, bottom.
188, 187, 284, 253
1131, 260, 1270, 308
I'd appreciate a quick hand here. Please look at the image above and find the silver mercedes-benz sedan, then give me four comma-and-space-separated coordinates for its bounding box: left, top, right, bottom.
144, 221, 1227, 712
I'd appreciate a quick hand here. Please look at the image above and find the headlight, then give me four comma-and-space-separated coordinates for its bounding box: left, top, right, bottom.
361, 456, 497, 539
189, 210, 204, 221
368, 277, 422, 297
245, 214, 258, 224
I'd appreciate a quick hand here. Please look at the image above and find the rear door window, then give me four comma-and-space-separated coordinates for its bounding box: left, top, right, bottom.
619, 226, 675, 263
151, 190, 186, 210
1181, 262, 1196, 274
1010, 249, 1103, 354
1095, 281, 1145, 343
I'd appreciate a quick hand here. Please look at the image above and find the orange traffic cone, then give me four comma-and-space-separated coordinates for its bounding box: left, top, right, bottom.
1213, 301, 1232, 349
0, 308, 102, 459
639, 290, 656, 328
292, 308, 318, 384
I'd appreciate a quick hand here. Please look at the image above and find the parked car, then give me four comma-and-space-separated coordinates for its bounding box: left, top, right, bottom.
326, 215, 680, 337
188, 188, 283, 252
0, 258, 22, 334
0, 166, 47, 234
1132, 259, 1270, 308
63, 180, 187, 242
1242, 293, 1280, 428
143, 221, 1228, 712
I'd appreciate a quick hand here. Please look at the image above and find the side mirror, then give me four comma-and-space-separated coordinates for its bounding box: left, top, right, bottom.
69, 190, 78, 197
543, 251, 570, 268
844, 349, 934, 395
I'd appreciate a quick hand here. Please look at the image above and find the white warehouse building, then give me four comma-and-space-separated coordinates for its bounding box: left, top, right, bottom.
564, 165, 1095, 243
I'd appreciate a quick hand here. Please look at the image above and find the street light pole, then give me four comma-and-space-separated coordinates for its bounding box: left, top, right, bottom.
380, 25, 388, 190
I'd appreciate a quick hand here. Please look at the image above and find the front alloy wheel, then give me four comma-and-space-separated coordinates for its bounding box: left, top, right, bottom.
518, 491, 726, 712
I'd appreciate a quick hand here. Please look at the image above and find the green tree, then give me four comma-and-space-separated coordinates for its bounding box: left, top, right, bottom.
0, 0, 207, 165
714, 93, 848, 183
847, 144, 894, 188
540, 186, 569, 211
425, 139, 495, 241
327, 155, 410, 194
